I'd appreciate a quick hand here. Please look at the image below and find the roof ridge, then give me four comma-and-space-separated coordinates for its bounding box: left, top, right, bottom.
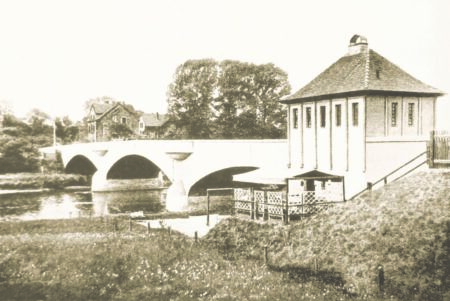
364, 49, 370, 89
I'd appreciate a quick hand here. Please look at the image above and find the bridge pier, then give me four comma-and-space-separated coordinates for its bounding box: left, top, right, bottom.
165, 179, 189, 212
91, 170, 109, 192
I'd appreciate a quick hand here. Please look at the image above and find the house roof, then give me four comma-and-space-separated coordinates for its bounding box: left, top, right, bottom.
282, 45, 444, 103
140, 113, 169, 127
92, 103, 115, 115
90, 102, 138, 122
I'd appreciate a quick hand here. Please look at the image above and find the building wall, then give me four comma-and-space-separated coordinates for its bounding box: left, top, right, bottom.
89, 105, 139, 142
366, 96, 385, 137
316, 100, 330, 170
303, 102, 316, 170
331, 98, 347, 172
348, 97, 365, 172
366, 95, 435, 139
420, 97, 436, 136
365, 141, 427, 182
288, 103, 302, 168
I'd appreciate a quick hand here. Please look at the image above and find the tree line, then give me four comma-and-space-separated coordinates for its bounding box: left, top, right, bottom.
166, 59, 291, 139
0, 109, 78, 173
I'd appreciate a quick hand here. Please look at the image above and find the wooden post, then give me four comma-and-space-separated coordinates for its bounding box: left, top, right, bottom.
129, 219, 132, 231
367, 182, 373, 191
168, 226, 171, 237
429, 130, 435, 168
342, 177, 346, 202
264, 191, 268, 221
264, 246, 268, 265
250, 187, 255, 220
255, 191, 259, 220
383, 177, 387, 185
147, 222, 151, 234
284, 194, 289, 225
206, 190, 210, 226
194, 231, 198, 243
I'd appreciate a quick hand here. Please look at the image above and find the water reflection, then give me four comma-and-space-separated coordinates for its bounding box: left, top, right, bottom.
0, 189, 166, 221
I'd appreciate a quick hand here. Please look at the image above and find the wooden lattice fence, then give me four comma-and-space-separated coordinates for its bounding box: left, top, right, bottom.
233, 188, 341, 223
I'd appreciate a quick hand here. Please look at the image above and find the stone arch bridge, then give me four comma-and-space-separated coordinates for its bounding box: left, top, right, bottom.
43, 140, 287, 211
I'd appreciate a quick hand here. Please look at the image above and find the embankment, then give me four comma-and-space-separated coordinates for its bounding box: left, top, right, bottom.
204, 169, 450, 300
0, 173, 88, 191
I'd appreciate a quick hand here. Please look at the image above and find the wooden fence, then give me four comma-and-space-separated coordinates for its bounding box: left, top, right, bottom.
233, 188, 339, 224
428, 131, 450, 168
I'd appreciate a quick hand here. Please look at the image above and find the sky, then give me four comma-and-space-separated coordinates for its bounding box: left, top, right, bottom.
0, 0, 449, 128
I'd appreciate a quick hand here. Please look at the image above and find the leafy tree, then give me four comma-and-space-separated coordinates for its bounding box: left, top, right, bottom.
167, 59, 219, 138
109, 123, 134, 139
166, 59, 290, 139
0, 137, 41, 173
55, 116, 79, 144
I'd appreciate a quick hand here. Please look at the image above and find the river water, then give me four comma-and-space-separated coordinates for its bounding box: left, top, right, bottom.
0, 189, 165, 221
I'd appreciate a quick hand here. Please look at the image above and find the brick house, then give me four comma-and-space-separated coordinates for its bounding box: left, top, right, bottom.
235, 35, 444, 199
87, 102, 139, 142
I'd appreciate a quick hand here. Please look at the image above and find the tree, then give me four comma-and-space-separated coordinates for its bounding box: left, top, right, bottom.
0, 137, 41, 173
166, 59, 291, 139
109, 123, 134, 139
167, 59, 219, 138
55, 116, 79, 144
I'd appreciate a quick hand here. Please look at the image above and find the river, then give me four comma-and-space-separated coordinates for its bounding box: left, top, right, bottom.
0, 189, 166, 221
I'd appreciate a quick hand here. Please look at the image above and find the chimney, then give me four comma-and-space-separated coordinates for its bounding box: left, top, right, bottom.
347, 34, 368, 56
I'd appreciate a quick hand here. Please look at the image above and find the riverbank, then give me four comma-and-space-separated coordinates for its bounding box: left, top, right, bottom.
0, 173, 88, 190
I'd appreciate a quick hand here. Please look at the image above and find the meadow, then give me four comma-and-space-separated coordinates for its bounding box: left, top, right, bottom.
0, 169, 448, 300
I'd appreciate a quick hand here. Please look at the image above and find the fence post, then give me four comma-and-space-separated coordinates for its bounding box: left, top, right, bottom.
255, 191, 259, 220
206, 190, 210, 226
284, 193, 289, 225
264, 246, 268, 265
264, 191, 268, 221
129, 218, 132, 231
147, 222, 151, 234
367, 182, 373, 191
430, 130, 435, 168
250, 187, 255, 220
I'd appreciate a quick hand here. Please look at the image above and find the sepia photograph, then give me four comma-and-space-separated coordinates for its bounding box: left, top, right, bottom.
0, 0, 449, 300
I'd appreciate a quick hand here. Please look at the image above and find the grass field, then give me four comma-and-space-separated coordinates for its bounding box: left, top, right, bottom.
0, 169, 448, 300
0, 217, 357, 301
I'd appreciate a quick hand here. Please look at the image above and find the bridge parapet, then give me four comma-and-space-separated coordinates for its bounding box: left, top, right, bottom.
45, 139, 288, 211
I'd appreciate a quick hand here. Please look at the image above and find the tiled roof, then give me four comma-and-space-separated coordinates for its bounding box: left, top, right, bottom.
283, 49, 444, 102
140, 113, 169, 127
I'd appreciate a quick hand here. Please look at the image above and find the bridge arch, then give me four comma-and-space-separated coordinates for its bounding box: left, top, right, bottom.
65, 155, 98, 176
187, 166, 258, 196
106, 155, 167, 180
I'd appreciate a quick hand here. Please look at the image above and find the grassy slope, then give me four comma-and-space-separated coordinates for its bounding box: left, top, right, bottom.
205, 170, 450, 300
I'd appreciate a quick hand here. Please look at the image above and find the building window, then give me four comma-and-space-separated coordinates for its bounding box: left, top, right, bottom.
352, 102, 359, 126
335, 104, 342, 127
391, 102, 398, 127
306, 107, 312, 128
408, 103, 415, 126
320, 106, 326, 128
112, 115, 118, 123
292, 108, 298, 129
121, 117, 127, 124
